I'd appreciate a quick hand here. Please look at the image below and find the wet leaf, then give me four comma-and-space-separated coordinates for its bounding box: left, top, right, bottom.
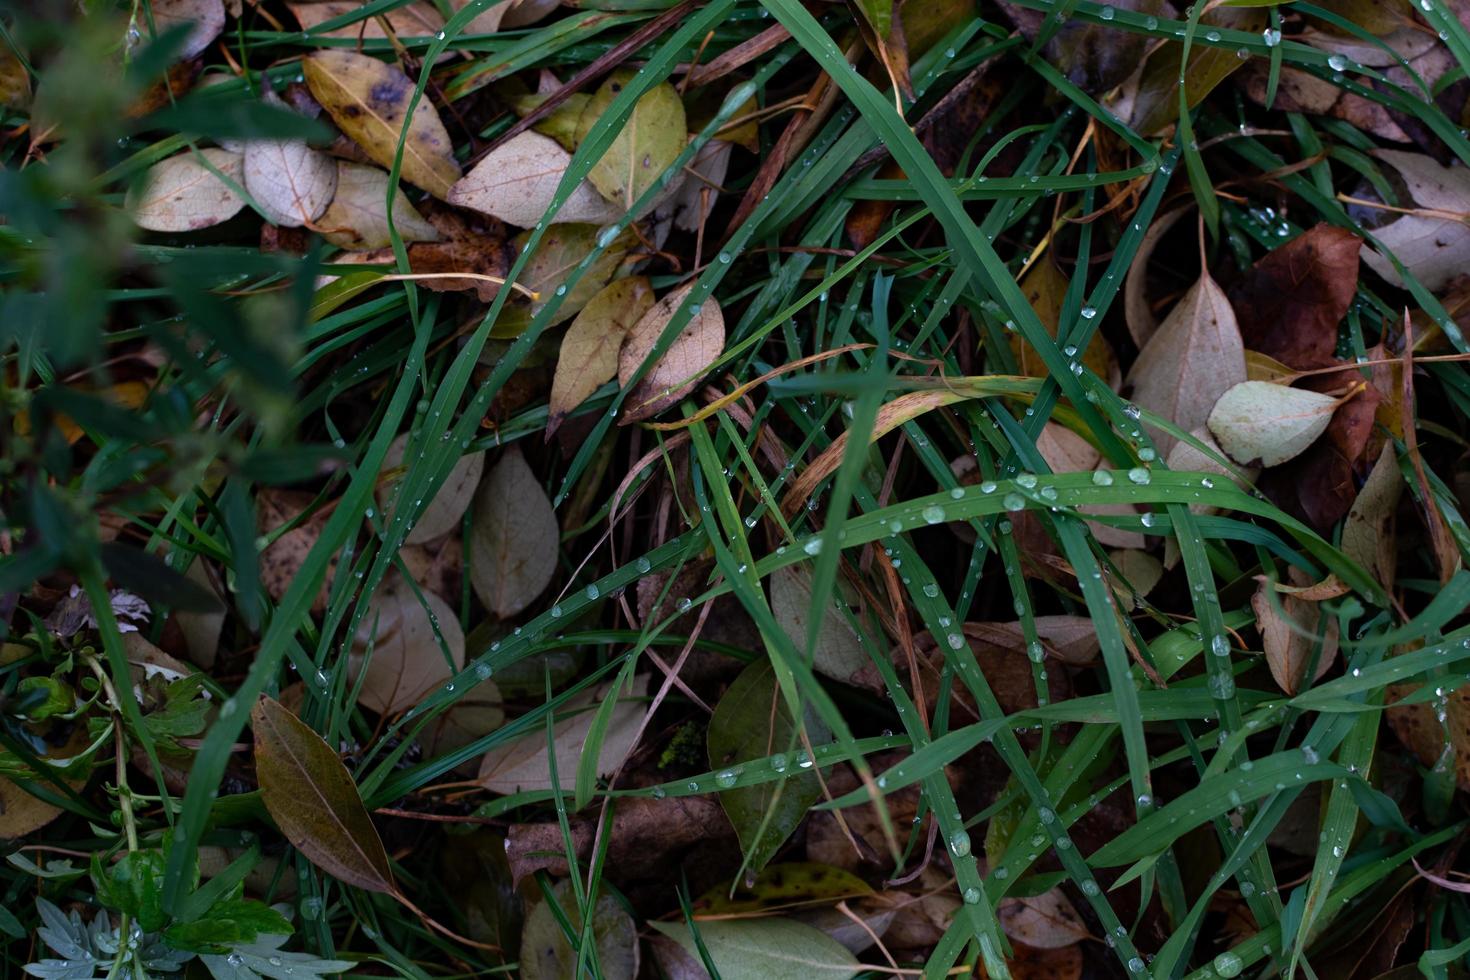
421, 682, 503, 776
319, 162, 440, 250
138, 0, 226, 61
650, 917, 859, 980
1341, 443, 1403, 594
257, 489, 335, 613
304, 50, 461, 198
1127, 7, 1266, 135
1207, 381, 1340, 468
1010, 256, 1119, 389
289, 1, 443, 39
1110, 548, 1163, 612
618, 283, 725, 422
350, 577, 465, 715
521, 879, 638, 980
243, 137, 337, 228
1362, 150, 1470, 292
652, 138, 732, 243
251, 696, 396, 894
1228, 224, 1363, 370
377, 434, 483, 544
708, 659, 831, 874
476, 675, 647, 793
469, 448, 559, 618
998, 888, 1089, 949
549, 276, 655, 434
1252, 569, 1340, 695
507, 91, 591, 152
696, 862, 873, 914
792, 896, 897, 953
127, 148, 246, 232
575, 70, 686, 212
1164, 428, 1257, 514
450, 130, 622, 229
494, 222, 632, 336
770, 565, 871, 688
1387, 682, 1470, 792
1126, 271, 1246, 459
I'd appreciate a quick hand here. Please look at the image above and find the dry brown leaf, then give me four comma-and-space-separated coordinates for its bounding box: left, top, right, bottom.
257, 489, 335, 612
319, 161, 440, 250
136, 0, 226, 61
1011, 255, 1119, 389
469, 448, 559, 618
1164, 428, 1258, 516
770, 564, 874, 688
127, 148, 246, 232
350, 577, 465, 715
618, 283, 725, 422
377, 433, 484, 544
1126, 271, 1246, 459
421, 680, 503, 776
1036, 422, 1142, 548
549, 276, 655, 435
1387, 682, 1470, 792
1123, 205, 1189, 348
961, 617, 1101, 666
652, 138, 733, 244
1341, 443, 1403, 594
493, 223, 632, 335
1252, 568, 1340, 695
0, 43, 32, 111
1109, 548, 1163, 612
289, 1, 444, 38
243, 137, 337, 228
449, 130, 622, 228
998, 888, 1090, 949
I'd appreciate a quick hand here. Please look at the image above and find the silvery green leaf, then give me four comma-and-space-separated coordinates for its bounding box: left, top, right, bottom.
200, 933, 353, 980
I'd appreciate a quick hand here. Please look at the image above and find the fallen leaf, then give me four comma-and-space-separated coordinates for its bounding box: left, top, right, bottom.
1126, 271, 1246, 459
137, 0, 226, 61
289, 1, 443, 39
1164, 428, 1257, 514
1126, 6, 1265, 135
350, 577, 465, 715
1362, 150, 1470, 292
507, 90, 590, 151
998, 888, 1090, 949
652, 138, 733, 244
1036, 423, 1142, 548
548, 276, 655, 435
793, 895, 897, 953
521, 879, 638, 980
469, 447, 559, 618
257, 489, 335, 613
695, 862, 873, 914
649, 917, 859, 980
501, 0, 560, 28
251, 696, 396, 894
0, 43, 32, 110
127, 148, 247, 232
421, 682, 503, 776
319, 162, 440, 250
1010, 255, 1119, 389
494, 222, 633, 335
1253, 568, 1340, 695
1227, 224, 1363, 370
1207, 381, 1341, 468
377, 433, 483, 543
243, 137, 337, 228
1000, 0, 1167, 96
450, 131, 621, 229
174, 559, 225, 669
304, 50, 461, 198
1387, 683, 1469, 792
982, 940, 1083, 980
336, 205, 512, 302
575, 70, 687, 212
0, 726, 92, 840
770, 565, 873, 689
476, 675, 647, 793
708, 659, 833, 874
618, 283, 725, 422
1341, 443, 1403, 594
1109, 548, 1163, 612
962, 617, 1102, 666
1244, 350, 1298, 383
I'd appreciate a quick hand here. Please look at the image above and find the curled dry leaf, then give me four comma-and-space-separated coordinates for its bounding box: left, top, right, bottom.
575, 70, 687, 212
1341, 443, 1403, 594
1207, 381, 1340, 468
618, 283, 725, 422
998, 888, 1089, 949
448, 130, 622, 229
469, 447, 559, 618
251, 696, 397, 894
127, 148, 246, 232
521, 879, 638, 980
770, 564, 874, 689
350, 578, 466, 715
319, 162, 440, 250
1126, 271, 1246, 459
548, 276, 655, 435
1252, 567, 1340, 695
477, 675, 648, 794
304, 50, 461, 199
243, 137, 337, 228
136, 0, 226, 61
377, 433, 484, 544
1362, 150, 1470, 293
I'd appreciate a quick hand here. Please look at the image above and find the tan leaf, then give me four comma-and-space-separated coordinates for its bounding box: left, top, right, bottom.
493, 223, 633, 336
500, 0, 561, 28
0, 43, 32, 111
618, 283, 725, 422
575, 70, 687, 212
770, 565, 872, 688
1252, 568, 1340, 695
350, 577, 465, 715
1164, 427, 1257, 515
1109, 548, 1163, 613
257, 489, 335, 612
288, 1, 443, 38
1207, 381, 1339, 467
421, 681, 503, 776
175, 560, 225, 669
469, 448, 559, 618
1362, 150, 1470, 292
1126, 272, 1246, 459
1036, 423, 1142, 548
962, 616, 1101, 666
1341, 443, 1402, 594
449, 130, 622, 228
998, 888, 1090, 949
1387, 682, 1470, 792
303, 50, 461, 198
1123, 206, 1189, 347
243, 138, 337, 227
377, 433, 484, 544
135, 0, 225, 60
1011, 256, 1119, 388
477, 675, 648, 793
127, 148, 246, 232
651, 138, 733, 244
319, 162, 440, 250
549, 276, 655, 434
0, 726, 92, 840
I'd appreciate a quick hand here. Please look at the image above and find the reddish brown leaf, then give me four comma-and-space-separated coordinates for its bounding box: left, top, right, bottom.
1228, 224, 1363, 370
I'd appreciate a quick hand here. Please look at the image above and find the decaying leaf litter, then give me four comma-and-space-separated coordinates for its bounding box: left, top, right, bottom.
5, 0, 1470, 978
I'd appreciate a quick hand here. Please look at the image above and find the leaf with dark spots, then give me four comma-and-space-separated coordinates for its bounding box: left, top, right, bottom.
332, 205, 511, 302
1228, 224, 1363, 370
251, 696, 397, 895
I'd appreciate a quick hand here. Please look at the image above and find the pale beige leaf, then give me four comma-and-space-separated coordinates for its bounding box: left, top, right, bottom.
998, 888, 1089, 949
1035, 423, 1140, 546
289, 1, 444, 38
1363, 150, 1470, 292
501, 0, 561, 28
469, 448, 559, 618
1252, 568, 1339, 696
421, 681, 503, 776
652, 138, 732, 244
320, 162, 441, 250
522, 879, 638, 980
493, 223, 633, 335
963, 616, 1101, 666
304, 50, 461, 198
243, 138, 337, 227
549, 276, 655, 433
377, 434, 484, 544
135, 0, 225, 60
770, 565, 871, 688
448, 130, 621, 228
175, 559, 225, 669
1341, 442, 1402, 594
1109, 548, 1163, 613
1207, 381, 1339, 467
576, 71, 687, 212
1125, 272, 1246, 458
127, 148, 246, 232
618, 283, 725, 422
350, 577, 465, 715
1124, 205, 1189, 347
477, 675, 648, 793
